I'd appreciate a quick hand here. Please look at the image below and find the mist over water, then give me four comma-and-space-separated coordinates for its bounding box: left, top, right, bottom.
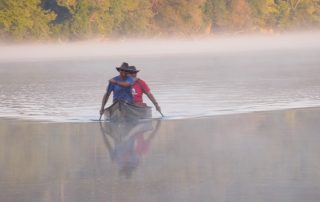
0, 32, 320, 122
1, 32, 320, 62
1, 32, 320, 202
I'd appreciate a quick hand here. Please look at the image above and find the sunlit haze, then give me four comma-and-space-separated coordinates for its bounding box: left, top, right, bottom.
0, 32, 319, 63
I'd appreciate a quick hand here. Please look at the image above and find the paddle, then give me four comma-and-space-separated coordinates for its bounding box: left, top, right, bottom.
99, 109, 105, 121
158, 111, 164, 117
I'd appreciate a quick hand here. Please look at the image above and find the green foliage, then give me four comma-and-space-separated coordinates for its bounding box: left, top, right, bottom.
110, 0, 154, 36
292, 0, 320, 26
56, 0, 153, 39
154, 0, 207, 34
272, 0, 320, 29
0, 0, 320, 41
0, 0, 55, 41
67, 0, 113, 39
69, 0, 92, 38
203, 0, 228, 30
57, 0, 77, 12
204, 0, 320, 32
228, 0, 252, 30
275, 1, 291, 28
248, 0, 278, 27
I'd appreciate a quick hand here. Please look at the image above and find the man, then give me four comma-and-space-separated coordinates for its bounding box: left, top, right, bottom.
127, 65, 162, 113
99, 62, 135, 116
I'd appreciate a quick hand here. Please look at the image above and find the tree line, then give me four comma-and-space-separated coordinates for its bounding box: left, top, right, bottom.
0, 0, 319, 41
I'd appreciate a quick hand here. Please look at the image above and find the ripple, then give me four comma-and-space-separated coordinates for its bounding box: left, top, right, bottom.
1, 36, 320, 122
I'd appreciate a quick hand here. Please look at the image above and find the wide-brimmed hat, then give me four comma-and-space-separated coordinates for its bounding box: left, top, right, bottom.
116, 62, 130, 72
127, 66, 140, 73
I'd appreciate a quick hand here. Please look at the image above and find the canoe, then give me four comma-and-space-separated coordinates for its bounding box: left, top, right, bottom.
103, 101, 152, 122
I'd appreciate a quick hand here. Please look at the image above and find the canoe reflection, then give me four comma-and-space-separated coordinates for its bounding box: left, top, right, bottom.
99, 120, 161, 178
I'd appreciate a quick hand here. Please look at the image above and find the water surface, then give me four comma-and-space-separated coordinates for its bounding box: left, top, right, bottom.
0, 108, 319, 202
0, 33, 320, 121
1, 33, 320, 202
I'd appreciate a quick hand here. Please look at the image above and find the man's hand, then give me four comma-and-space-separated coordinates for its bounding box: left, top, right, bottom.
100, 108, 105, 115
109, 79, 117, 85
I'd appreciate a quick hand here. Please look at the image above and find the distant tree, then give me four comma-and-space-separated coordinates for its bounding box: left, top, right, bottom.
274, 0, 291, 28
0, 0, 55, 40
228, 0, 252, 30
203, 0, 229, 32
110, 0, 154, 36
248, 0, 278, 29
153, 0, 207, 35
56, 0, 77, 10
1, 0, 320, 41
64, 0, 113, 39
274, 0, 320, 29
289, 0, 320, 27
66, 0, 89, 38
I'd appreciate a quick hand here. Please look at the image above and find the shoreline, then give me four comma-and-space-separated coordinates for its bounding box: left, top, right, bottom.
1, 29, 320, 45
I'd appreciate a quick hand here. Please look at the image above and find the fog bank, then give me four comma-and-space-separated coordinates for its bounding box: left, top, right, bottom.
0, 32, 319, 63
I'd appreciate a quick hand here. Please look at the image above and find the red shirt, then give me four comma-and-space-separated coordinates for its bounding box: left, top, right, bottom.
132, 79, 150, 104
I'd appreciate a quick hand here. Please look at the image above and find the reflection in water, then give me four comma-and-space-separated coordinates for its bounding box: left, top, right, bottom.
1, 108, 320, 202
99, 120, 161, 178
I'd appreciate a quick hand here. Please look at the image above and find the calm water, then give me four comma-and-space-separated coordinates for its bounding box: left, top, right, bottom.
1, 33, 320, 202
0, 108, 320, 202
0, 33, 320, 121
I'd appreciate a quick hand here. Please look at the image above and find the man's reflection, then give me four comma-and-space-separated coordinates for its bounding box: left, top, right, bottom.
100, 120, 161, 178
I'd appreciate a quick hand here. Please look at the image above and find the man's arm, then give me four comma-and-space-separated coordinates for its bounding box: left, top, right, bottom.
100, 91, 111, 115
146, 92, 161, 112
137, 79, 161, 112
109, 78, 135, 88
